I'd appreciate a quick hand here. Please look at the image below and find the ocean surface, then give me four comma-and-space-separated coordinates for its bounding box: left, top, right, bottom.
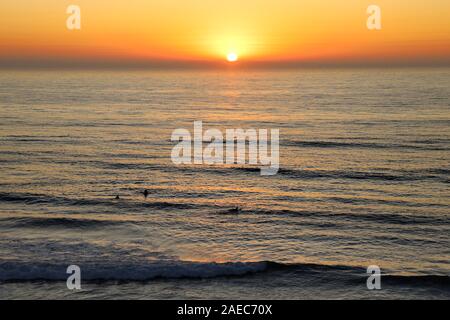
0, 68, 449, 299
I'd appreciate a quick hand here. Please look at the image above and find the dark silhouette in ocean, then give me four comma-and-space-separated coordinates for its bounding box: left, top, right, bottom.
143, 189, 149, 198
228, 206, 241, 214
115, 195, 120, 200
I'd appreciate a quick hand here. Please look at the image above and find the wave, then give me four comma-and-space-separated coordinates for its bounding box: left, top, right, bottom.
233, 167, 449, 183
286, 140, 449, 151
0, 261, 272, 282
1, 261, 448, 289
243, 208, 448, 225
0, 216, 121, 229
168, 164, 449, 184
1, 192, 447, 227
0, 192, 195, 210
165, 138, 450, 151
381, 274, 450, 287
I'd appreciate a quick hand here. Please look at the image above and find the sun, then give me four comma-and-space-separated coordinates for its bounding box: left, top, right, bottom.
226, 52, 238, 62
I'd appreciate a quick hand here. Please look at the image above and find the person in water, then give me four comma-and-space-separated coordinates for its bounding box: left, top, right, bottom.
115, 195, 120, 200
229, 206, 241, 214
143, 189, 149, 198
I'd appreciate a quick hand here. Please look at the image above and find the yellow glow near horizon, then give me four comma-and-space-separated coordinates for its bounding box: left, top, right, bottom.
0, 0, 449, 66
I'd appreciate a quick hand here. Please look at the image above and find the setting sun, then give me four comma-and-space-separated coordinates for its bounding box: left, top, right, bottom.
227, 52, 238, 62
0, 1, 449, 66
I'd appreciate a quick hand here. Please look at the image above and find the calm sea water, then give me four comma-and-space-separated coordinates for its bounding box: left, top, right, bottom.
0, 69, 449, 299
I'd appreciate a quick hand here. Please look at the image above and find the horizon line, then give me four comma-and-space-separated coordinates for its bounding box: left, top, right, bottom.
1, 57, 449, 71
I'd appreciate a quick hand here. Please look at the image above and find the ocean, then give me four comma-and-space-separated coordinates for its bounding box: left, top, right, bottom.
0, 68, 449, 299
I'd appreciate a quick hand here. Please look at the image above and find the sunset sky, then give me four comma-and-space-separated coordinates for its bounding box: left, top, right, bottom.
1, 0, 449, 68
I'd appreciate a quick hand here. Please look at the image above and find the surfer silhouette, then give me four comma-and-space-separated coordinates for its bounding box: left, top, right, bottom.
229, 206, 241, 214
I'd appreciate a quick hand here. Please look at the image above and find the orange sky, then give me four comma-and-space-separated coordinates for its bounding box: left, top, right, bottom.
1, 0, 449, 67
